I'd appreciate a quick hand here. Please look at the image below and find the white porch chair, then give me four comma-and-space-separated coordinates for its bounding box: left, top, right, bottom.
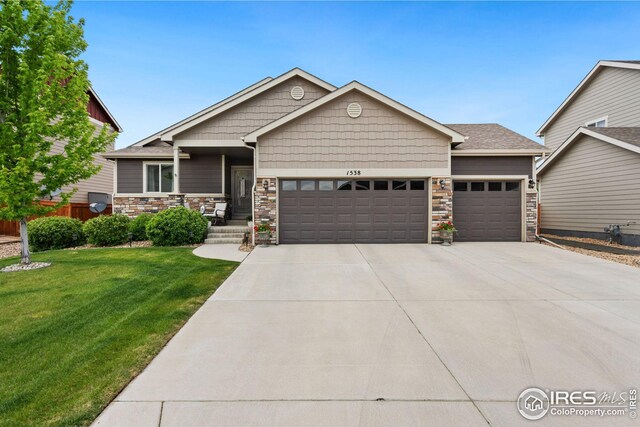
200, 203, 227, 226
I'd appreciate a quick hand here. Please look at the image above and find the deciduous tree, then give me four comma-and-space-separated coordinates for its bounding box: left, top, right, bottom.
0, 0, 116, 264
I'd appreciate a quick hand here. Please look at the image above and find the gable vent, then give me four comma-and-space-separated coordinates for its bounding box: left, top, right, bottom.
347, 102, 362, 118
290, 86, 305, 100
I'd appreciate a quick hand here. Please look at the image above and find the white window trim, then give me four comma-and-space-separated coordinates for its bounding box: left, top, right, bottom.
585, 115, 608, 128
143, 161, 175, 194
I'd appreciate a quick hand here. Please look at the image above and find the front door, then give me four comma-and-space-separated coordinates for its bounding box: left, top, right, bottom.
231, 167, 253, 216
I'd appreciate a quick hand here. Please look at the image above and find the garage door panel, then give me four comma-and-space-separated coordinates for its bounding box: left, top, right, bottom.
280, 179, 428, 243
453, 180, 521, 242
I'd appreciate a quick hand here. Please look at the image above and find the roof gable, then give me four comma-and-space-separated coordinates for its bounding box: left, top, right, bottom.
536, 60, 640, 136
537, 126, 640, 174
173, 75, 331, 141
244, 81, 466, 143
133, 76, 273, 146
153, 68, 335, 144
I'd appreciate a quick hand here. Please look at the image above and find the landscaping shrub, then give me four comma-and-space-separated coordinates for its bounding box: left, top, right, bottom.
145, 206, 207, 246
129, 213, 153, 241
83, 214, 131, 247
28, 216, 85, 252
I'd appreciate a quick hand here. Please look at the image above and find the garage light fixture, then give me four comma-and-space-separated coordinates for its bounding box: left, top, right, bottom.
528, 178, 536, 189
262, 179, 269, 191
439, 179, 446, 190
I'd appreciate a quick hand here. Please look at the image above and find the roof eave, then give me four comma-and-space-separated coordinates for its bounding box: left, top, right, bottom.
102, 152, 190, 160
537, 127, 640, 175
536, 60, 640, 136
89, 87, 123, 132
452, 148, 551, 156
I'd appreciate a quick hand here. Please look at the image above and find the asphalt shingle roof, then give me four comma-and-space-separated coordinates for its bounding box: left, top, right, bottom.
103, 145, 174, 158
587, 127, 640, 148
446, 123, 546, 151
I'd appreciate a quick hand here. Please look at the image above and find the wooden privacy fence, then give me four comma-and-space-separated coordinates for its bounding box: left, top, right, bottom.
0, 201, 112, 237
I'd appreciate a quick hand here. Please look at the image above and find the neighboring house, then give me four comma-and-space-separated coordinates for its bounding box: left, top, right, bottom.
61, 88, 121, 205
0, 87, 121, 237
536, 60, 640, 245
105, 68, 548, 244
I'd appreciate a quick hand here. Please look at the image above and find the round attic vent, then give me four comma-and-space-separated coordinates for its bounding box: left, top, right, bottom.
347, 102, 362, 118
290, 86, 305, 100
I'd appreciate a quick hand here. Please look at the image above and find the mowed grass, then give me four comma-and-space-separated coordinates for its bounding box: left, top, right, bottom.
0, 248, 238, 426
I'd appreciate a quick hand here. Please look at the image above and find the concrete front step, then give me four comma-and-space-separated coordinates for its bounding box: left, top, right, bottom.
207, 232, 246, 239
204, 238, 244, 244
208, 226, 250, 234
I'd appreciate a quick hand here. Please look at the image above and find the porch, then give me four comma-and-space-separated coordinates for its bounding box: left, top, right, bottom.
112, 143, 255, 225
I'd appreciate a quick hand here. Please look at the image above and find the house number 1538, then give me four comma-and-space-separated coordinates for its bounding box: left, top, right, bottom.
346, 170, 362, 176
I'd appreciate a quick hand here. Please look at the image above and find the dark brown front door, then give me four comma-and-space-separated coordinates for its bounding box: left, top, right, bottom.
452, 180, 522, 242
232, 167, 253, 216
279, 179, 429, 244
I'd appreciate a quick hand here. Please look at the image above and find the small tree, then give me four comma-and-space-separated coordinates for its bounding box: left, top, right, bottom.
0, 0, 116, 264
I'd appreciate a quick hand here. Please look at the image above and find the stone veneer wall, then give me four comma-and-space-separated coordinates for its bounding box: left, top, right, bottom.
431, 177, 453, 243
113, 195, 226, 217
526, 190, 537, 242
254, 177, 277, 244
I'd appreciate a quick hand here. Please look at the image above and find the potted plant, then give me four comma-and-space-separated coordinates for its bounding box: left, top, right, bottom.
437, 221, 456, 246
246, 215, 253, 228
254, 223, 272, 247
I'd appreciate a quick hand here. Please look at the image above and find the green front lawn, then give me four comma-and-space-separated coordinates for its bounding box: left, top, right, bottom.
0, 248, 238, 426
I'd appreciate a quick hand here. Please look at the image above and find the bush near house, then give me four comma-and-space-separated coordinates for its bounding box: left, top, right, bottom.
27, 216, 85, 252
145, 206, 207, 246
83, 214, 131, 247
129, 213, 153, 241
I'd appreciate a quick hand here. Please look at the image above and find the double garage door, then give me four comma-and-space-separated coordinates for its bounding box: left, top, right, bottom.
278, 178, 522, 243
279, 179, 428, 243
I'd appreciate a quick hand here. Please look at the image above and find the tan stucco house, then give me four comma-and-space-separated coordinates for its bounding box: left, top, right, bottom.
105, 68, 547, 244
537, 60, 640, 245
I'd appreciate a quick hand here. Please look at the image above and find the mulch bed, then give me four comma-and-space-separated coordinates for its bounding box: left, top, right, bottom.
541, 234, 640, 268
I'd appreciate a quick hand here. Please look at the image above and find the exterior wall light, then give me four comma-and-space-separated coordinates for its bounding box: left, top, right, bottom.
439, 179, 446, 190
262, 179, 269, 191
528, 178, 536, 189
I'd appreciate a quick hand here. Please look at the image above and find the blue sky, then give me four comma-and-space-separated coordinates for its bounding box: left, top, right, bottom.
70, 1, 640, 149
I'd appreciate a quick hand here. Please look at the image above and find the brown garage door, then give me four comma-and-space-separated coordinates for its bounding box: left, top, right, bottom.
279, 179, 429, 243
452, 181, 521, 242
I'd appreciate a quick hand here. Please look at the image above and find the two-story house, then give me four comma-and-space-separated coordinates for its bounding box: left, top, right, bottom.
536, 60, 640, 246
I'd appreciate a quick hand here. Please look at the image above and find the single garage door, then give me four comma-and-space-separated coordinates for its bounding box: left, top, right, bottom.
452, 180, 522, 242
279, 179, 429, 243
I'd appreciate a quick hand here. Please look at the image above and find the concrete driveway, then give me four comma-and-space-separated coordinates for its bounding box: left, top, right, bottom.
94, 243, 640, 426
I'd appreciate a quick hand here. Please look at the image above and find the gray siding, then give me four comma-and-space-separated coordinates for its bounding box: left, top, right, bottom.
175, 77, 330, 140
117, 155, 223, 194
452, 156, 533, 176
181, 153, 222, 193
117, 159, 143, 193
258, 91, 450, 170
540, 135, 640, 236
544, 67, 640, 150
50, 125, 115, 203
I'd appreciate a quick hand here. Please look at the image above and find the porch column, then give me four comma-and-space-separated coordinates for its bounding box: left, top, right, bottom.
173, 146, 180, 193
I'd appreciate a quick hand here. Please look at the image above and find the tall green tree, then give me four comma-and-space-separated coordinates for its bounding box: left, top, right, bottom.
0, 0, 116, 264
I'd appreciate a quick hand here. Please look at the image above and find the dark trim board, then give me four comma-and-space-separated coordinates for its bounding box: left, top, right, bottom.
541, 228, 640, 247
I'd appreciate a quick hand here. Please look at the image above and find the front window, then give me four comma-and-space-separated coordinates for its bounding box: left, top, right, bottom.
145, 163, 173, 193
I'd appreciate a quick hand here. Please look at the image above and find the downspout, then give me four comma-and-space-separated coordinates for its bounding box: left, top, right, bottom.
241, 136, 256, 246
